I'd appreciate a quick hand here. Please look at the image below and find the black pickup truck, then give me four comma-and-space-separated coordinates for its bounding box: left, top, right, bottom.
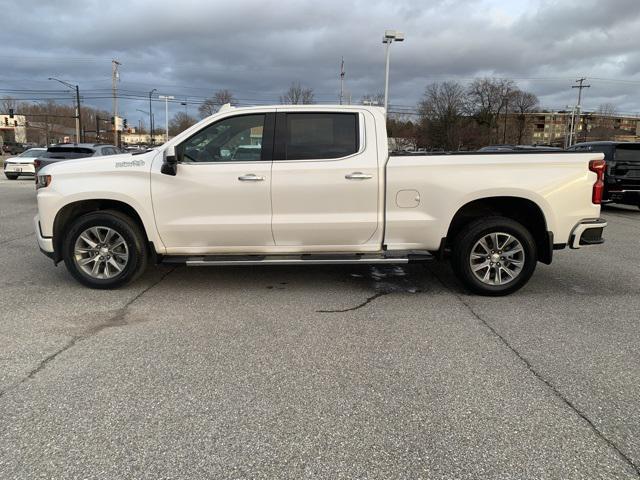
568, 141, 640, 208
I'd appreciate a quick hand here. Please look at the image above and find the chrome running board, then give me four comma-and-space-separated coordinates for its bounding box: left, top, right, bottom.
162, 251, 434, 267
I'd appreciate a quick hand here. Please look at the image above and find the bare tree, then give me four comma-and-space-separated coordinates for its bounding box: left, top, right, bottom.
198, 89, 236, 118
360, 92, 385, 106
595, 103, 617, 130
1, 96, 17, 114
418, 81, 467, 150
280, 82, 315, 104
466, 77, 515, 144
169, 112, 198, 136
510, 90, 539, 144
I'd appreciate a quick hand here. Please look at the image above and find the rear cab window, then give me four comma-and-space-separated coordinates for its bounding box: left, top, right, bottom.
277, 112, 359, 160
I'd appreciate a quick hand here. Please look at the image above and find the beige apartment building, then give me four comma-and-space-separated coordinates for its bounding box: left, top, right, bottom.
525, 111, 640, 146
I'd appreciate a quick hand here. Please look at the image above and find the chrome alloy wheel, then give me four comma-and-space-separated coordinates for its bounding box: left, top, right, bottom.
73, 226, 129, 279
469, 232, 525, 286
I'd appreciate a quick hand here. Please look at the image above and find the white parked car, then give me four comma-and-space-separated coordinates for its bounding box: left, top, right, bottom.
34, 105, 607, 295
3, 148, 46, 179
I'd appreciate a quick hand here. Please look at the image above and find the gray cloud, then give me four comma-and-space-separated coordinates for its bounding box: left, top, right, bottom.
2, 0, 640, 123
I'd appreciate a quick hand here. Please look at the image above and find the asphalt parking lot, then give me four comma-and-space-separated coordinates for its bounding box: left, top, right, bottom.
1, 173, 639, 479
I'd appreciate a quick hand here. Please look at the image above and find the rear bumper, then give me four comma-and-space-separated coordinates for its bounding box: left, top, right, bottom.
4, 164, 35, 175
34, 215, 55, 258
607, 189, 640, 205
569, 218, 607, 249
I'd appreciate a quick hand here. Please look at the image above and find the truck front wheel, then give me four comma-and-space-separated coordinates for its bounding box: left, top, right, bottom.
450, 216, 537, 296
62, 210, 148, 289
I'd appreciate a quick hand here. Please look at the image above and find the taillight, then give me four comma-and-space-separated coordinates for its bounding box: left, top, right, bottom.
589, 159, 606, 204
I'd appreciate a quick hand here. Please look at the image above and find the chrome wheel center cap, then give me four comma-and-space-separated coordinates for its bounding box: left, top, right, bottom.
491, 253, 501, 263
99, 246, 109, 256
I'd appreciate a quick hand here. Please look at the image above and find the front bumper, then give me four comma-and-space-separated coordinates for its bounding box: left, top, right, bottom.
569, 218, 607, 249
34, 215, 54, 258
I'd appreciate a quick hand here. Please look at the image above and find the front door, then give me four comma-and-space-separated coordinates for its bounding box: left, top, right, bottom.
270, 111, 379, 248
151, 112, 275, 253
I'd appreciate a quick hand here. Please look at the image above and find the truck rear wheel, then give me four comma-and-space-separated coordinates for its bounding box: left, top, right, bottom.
450, 216, 537, 296
62, 210, 148, 289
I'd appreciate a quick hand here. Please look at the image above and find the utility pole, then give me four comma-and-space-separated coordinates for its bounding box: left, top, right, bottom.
339, 57, 345, 105
112, 59, 121, 146
75, 85, 83, 142
159, 95, 174, 143
149, 88, 157, 145
503, 93, 509, 144
96, 115, 100, 142
570, 77, 590, 146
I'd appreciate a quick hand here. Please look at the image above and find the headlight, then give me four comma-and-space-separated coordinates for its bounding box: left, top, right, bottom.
36, 175, 51, 189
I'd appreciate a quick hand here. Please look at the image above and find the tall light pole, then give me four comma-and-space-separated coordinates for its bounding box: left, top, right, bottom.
339, 57, 345, 105
112, 60, 121, 146
48, 77, 82, 143
136, 108, 150, 135
149, 88, 157, 145
382, 30, 404, 118
159, 95, 174, 143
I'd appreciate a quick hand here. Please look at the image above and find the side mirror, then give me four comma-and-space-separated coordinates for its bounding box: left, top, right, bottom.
161, 145, 178, 176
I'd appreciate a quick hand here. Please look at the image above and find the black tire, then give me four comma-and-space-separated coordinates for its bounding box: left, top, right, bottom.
450, 216, 537, 296
62, 210, 148, 289
5, 173, 18, 180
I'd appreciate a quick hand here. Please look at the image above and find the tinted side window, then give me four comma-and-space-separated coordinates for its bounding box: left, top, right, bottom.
283, 113, 358, 160
45, 147, 94, 159
179, 114, 266, 162
615, 145, 640, 163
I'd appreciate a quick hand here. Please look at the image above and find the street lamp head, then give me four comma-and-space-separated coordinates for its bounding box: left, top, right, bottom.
382, 30, 405, 43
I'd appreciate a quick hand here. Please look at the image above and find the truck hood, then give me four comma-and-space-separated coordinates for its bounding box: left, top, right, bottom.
40, 150, 158, 176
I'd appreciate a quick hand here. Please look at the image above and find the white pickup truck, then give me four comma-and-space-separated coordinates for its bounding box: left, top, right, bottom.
34, 105, 607, 295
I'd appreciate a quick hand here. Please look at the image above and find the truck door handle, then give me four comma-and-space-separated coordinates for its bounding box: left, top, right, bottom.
238, 174, 265, 182
345, 172, 373, 180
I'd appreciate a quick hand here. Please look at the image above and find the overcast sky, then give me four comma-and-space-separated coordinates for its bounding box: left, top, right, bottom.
2, 0, 640, 126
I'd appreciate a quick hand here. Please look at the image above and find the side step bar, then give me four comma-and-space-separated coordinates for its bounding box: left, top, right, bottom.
162, 251, 434, 267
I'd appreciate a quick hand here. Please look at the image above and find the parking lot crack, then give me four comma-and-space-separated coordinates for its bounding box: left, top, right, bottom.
429, 269, 640, 477
0, 267, 177, 400
316, 291, 389, 313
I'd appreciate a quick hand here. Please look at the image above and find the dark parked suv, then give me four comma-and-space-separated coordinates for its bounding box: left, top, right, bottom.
568, 141, 640, 208
1, 141, 26, 155
34, 143, 123, 173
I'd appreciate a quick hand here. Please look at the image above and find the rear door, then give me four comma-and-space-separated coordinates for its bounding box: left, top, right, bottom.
270, 110, 379, 248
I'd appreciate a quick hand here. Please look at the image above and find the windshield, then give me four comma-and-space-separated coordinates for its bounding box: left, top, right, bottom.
19, 149, 45, 158
43, 147, 95, 159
